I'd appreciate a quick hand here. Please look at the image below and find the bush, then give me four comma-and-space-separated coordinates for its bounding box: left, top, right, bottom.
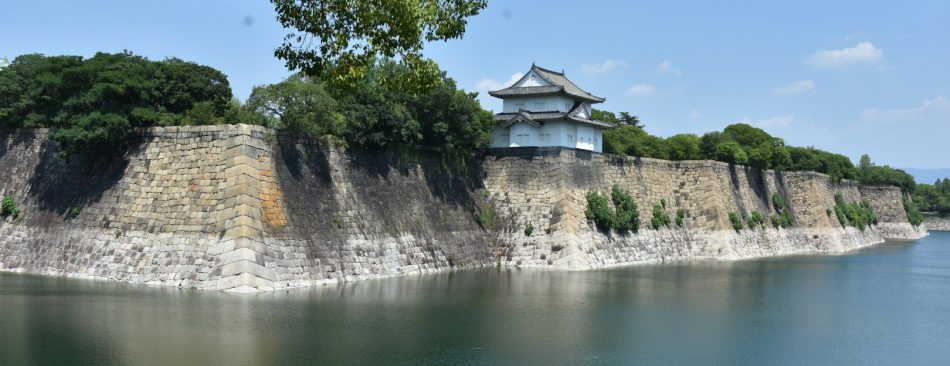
585, 190, 614, 232
1, 196, 20, 219
651, 204, 671, 229
611, 185, 640, 233
904, 198, 923, 227
675, 208, 686, 227
770, 193, 794, 228
833, 194, 877, 230
70, 207, 81, 219
585, 186, 641, 234
729, 212, 743, 232
747, 211, 765, 228
524, 223, 534, 237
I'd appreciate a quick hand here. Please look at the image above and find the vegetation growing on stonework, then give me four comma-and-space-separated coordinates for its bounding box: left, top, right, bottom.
70, 207, 81, 219
747, 211, 765, 229
584, 185, 641, 234
729, 212, 743, 232
524, 223, 534, 237
904, 199, 923, 227
610, 185, 641, 233
676, 209, 686, 227
833, 193, 878, 230
651, 204, 671, 229
1, 196, 20, 219
770, 193, 794, 228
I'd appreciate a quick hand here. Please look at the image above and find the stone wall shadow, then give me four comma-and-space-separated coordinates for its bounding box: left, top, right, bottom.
0, 129, 35, 159
26, 135, 130, 219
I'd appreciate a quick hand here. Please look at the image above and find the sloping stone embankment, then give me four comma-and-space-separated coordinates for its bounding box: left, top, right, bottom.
0, 126, 927, 291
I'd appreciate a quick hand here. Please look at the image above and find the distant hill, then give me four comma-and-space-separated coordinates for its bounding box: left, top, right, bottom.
902, 168, 950, 185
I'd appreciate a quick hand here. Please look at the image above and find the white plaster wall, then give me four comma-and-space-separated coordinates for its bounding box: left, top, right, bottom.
489, 126, 509, 148
576, 125, 595, 151
514, 71, 550, 88
502, 95, 575, 113
509, 122, 538, 147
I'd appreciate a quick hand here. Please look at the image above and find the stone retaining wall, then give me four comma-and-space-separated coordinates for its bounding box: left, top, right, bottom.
923, 215, 950, 231
0, 126, 927, 292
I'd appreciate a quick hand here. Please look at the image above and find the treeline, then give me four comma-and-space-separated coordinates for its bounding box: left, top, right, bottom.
914, 179, 950, 216
596, 110, 916, 190
0, 53, 492, 163
0, 52, 261, 157
245, 60, 493, 163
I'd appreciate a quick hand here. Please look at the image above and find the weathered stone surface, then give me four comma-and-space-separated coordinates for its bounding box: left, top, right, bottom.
0, 127, 927, 292
923, 216, 950, 231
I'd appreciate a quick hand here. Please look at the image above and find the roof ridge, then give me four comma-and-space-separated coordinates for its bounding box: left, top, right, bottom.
532, 64, 565, 76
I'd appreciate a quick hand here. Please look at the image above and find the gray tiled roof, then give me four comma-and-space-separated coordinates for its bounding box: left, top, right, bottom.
494, 109, 614, 129
488, 64, 606, 103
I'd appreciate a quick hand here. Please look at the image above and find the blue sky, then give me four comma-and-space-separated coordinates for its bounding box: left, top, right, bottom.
2, 0, 949, 170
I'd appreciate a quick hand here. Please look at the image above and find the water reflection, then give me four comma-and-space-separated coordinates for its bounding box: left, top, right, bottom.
2, 232, 950, 365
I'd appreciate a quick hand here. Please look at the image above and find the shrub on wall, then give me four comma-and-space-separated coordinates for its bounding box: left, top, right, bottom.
610, 185, 640, 233
585, 190, 615, 231
651, 204, 670, 229
770, 192, 794, 228
904, 198, 923, 227
524, 223, 534, 237
833, 193, 877, 230
1, 196, 20, 219
747, 211, 765, 229
675, 208, 686, 227
585, 185, 641, 234
729, 212, 743, 232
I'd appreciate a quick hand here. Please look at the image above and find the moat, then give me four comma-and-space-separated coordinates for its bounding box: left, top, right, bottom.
2, 232, 949, 365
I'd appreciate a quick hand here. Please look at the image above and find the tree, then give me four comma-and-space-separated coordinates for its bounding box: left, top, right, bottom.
618, 112, 644, 128
0, 52, 239, 158
666, 133, 702, 160
271, 0, 487, 92
246, 74, 345, 140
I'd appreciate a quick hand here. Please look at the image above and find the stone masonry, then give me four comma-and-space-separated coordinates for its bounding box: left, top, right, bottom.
0, 126, 928, 292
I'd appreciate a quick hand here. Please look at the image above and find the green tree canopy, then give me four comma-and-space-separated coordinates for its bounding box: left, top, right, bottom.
271, 0, 487, 92
0, 52, 252, 157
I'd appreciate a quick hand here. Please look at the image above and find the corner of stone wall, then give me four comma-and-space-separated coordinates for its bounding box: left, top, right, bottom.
208, 125, 279, 292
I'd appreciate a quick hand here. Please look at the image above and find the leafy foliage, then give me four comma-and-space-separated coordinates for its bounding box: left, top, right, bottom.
833, 193, 878, 230
856, 154, 916, 192
651, 204, 671, 229
610, 185, 640, 233
70, 207, 81, 219
904, 198, 923, 227
585, 190, 615, 232
524, 223, 534, 237
249, 61, 494, 163
675, 208, 686, 227
914, 178, 950, 216
0, 52, 253, 158
271, 0, 486, 92
729, 212, 743, 232
585, 185, 641, 233
747, 211, 765, 229
770, 193, 794, 228
1, 196, 20, 219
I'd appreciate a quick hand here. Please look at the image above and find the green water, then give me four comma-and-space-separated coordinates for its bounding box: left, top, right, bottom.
2, 232, 950, 365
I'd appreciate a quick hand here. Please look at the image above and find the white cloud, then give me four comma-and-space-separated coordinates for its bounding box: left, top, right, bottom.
861, 97, 950, 121
626, 84, 655, 97
774, 80, 816, 95
657, 61, 683, 76
580, 59, 628, 76
473, 73, 523, 111
806, 42, 883, 67
690, 110, 702, 119
474, 72, 523, 93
